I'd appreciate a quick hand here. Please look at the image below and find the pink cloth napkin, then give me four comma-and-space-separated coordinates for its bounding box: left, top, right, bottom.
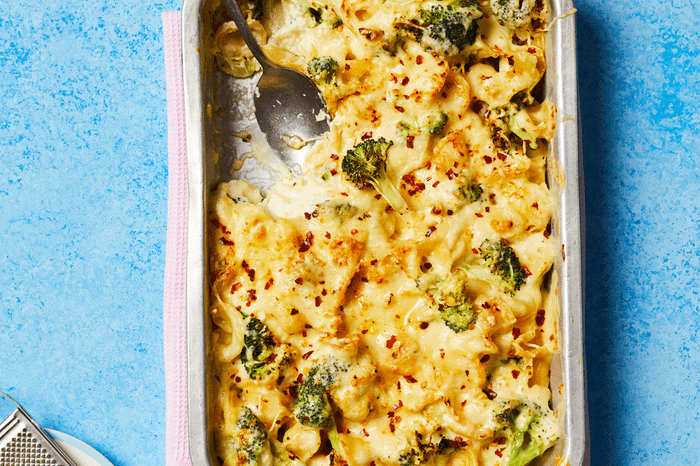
162, 11, 194, 466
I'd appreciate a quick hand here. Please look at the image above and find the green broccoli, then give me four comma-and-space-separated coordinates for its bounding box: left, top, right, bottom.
488, 91, 539, 150
427, 269, 478, 333
240, 317, 289, 381
425, 112, 448, 135
304, 2, 342, 27
399, 434, 466, 466
490, 0, 535, 29
458, 183, 483, 203
479, 238, 527, 292
418, 0, 483, 56
293, 364, 336, 427
307, 56, 338, 87
341, 138, 408, 212
494, 401, 558, 466
293, 363, 349, 460
221, 406, 270, 466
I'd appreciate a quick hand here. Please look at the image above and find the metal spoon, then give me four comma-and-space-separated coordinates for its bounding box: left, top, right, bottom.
222, 0, 330, 169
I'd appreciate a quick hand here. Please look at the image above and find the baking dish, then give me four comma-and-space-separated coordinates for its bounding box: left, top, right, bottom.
181, 0, 585, 464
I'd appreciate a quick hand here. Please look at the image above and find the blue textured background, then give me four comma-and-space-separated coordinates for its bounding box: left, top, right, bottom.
0, 1, 699, 465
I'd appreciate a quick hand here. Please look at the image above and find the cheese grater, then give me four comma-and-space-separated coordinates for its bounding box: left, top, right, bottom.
0, 393, 78, 466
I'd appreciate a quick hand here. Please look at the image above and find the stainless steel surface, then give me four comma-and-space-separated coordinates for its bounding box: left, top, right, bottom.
182, 0, 585, 464
221, 0, 330, 170
0, 393, 78, 466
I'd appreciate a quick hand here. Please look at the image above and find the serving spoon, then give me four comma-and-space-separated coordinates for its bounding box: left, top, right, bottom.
222, 0, 330, 169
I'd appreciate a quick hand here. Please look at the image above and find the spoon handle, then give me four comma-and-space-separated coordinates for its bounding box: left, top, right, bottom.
221, 0, 273, 69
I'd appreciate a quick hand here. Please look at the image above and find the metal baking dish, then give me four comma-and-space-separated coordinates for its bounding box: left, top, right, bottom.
182, 0, 586, 464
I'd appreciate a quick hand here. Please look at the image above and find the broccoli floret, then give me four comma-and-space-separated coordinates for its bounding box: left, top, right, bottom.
479, 238, 527, 292
458, 183, 483, 202
341, 138, 408, 212
425, 112, 448, 135
307, 57, 338, 87
222, 407, 269, 466
240, 317, 290, 381
305, 2, 342, 27
490, 0, 535, 29
418, 0, 483, 56
487, 91, 539, 150
399, 434, 466, 466
427, 269, 478, 332
293, 364, 336, 427
494, 401, 558, 466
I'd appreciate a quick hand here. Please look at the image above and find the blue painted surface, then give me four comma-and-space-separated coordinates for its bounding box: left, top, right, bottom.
0, 0, 699, 465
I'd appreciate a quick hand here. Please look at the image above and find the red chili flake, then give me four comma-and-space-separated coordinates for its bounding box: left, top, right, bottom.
416, 55, 423, 64
246, 268, 255, 281
406, 135, 415, 148
341, 192, 349, 197
302, 351, 314, 360
264, 278, 274, 290
446, 209, 454, 216
421, 262, 432, 271
295, 277, 303, 285
330, 154, 339, 160
375, 194, 382, 200
311, 211, 319, 218
419, 322, 429, 329
404, 375, 418, 383
392, 400, 403, 410
351, 229, 358, 235
544, 229, 551, 238
394, 105, 405, 113
483, 388, 498, 400
370, 259, 378, 265
497, 152, 507, 161
480, 354, 491, 363
361, 329, 369, 334
498, 437, 507, 445
528, 47, 537, 53
361, 429, 369, 437
483, 155, 493, 164
290, 308, 299, 315
431, 206, 442, 215
512, 327, 521, 339
389, 424, 396, 433
315, 296, 322, 307
401, 77, 409, 85
562, 244, 566, 261
386, 335, 397, 349
426, 226, 437, 237
522, 265, 532, 276
299, 231, 314, 252
439, 348, 445, 359
480, 75, 491, 81
330, 169, 338, 176
446, 169, 456, 180
304, 212, 312, 220
219, 237, 234, 246
321, 289, 327, 296
362, 131, 373, 140
512, 370, 521, 379
475, 213, 483, 218
495, 449, 504, 458
536, 309, 546, 326
231, 282, 242, 293
246, 289, 257, 301
325, 231, 331, 239
482, 301, 491, 309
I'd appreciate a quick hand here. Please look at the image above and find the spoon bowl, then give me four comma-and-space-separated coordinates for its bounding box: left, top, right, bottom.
222, 0, 330, 169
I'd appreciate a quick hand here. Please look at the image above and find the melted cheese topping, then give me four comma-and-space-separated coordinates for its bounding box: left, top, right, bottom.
208, 1, 559, 465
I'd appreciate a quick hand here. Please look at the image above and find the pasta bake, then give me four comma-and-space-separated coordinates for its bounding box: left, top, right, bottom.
207, 0, 560, 465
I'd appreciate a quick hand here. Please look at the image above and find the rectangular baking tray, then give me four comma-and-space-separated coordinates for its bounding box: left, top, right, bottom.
181, 0, 586, 464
